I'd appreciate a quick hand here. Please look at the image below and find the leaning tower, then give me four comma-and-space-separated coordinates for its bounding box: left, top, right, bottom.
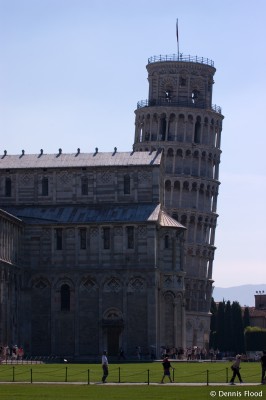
133, 53, 224, 349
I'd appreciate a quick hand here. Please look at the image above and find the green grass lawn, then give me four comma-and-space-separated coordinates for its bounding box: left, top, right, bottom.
0, 384, 264, 400
0, 361, 264, 400
0, 361, 262, 384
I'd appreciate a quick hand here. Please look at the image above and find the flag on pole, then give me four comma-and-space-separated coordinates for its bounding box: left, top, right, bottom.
176, 18, 179, 58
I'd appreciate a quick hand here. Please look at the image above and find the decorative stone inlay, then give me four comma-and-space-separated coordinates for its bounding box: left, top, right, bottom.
104, 278, 121, 293
22, 174, 32, 184
90, 227, 98, 238
67, 228, 75, 238
34, 280, 48, 290
138, 171, 151, 182
128, 277, 145, 292
114, 226, 123, 236
163, 275, 173, 287
59, 171, 71, 184
82, 278, 97, 292
101, 172, 112, 183
138, 225, 146, 238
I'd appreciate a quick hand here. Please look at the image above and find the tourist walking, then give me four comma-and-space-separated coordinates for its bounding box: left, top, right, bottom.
260, 350, 266, 384
229, 354, 243, 385
161, 355, 173, 383
101, 350, 109, 383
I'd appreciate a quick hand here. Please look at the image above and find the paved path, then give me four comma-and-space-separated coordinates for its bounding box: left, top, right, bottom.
0, 381, 263, 386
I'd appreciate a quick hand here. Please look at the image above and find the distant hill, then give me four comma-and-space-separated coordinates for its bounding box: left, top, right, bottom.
213, 284, 266, 307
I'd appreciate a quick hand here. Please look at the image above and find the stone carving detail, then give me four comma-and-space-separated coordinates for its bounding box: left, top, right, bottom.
164, 275, 173, 288
103, 308, 123, 320
104, 278, 121, 293
67, 228, 75, 238
82, 278, 97, 292
101, 172, 112, 183
34, 280, 48, 290
163, 275, 183, 289
128, 277, 145, 293
114, 226, 123, 236
164, 291, 174, 303
90, 227, 98, 238
138, 171, 151, 182
138, 225, 146, 238
59, 171, 71, 184
22, 174, 32, 184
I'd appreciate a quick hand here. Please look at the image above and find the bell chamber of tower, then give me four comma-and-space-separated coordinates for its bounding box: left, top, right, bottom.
133, 53, 224, 348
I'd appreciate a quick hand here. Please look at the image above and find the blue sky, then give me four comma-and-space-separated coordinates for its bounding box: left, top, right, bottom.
0, 0, 265, 288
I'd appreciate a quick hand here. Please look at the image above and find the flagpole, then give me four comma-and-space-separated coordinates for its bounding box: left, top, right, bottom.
176, 18, 179, 60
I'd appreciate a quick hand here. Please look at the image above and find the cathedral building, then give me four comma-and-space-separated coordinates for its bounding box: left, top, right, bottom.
0, 48, 223, 359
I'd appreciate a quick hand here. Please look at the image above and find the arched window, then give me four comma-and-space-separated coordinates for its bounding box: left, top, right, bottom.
126, 226, 134, 249
194, 117, 201, 144
164, 235, 170, 249
61, 284, 70, 311
103, 227, 110, 249
124, 174, 130, 194
5, 178, 11, 197
41, 177, 49, 196
159, 115, 167, 141
55, 228, 63, 250
79, 228, 87, 249
81, 177, 88, 195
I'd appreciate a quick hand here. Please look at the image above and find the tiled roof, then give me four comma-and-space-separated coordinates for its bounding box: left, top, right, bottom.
0, 150, 161, 169
0, 208, 22, 223
160, 210, 186, 229
2, 204, 162, 224
2, 204, 185, 230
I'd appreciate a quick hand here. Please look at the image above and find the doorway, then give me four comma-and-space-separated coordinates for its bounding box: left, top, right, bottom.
107, 326, 121, 356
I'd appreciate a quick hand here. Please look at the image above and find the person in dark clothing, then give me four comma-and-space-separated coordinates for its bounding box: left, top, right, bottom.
261, 350, 266, 384
161, 355, 173, 383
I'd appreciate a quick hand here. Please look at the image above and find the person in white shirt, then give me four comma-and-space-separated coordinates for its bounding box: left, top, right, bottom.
101, 351, 109, 383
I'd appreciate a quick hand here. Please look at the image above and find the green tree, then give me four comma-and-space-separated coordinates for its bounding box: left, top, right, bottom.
224, 300, 232, 351
231, 301, 245, 354
209, 297, 217, 349
243, 307, 250, 329
216, 300, 226, 351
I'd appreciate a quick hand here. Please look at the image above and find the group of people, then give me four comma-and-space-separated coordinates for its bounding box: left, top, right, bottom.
100, 349, 266, 385
161, 346, 215, 361
0, 345, 24, 362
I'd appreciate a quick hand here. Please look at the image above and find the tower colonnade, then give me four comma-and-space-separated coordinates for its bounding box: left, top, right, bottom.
135, 110, 222, 149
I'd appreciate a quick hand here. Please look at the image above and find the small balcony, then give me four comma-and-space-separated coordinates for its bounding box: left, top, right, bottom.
137, 98, 222, 114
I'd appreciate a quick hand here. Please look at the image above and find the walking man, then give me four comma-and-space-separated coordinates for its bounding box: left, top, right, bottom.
101, 350, 109, 383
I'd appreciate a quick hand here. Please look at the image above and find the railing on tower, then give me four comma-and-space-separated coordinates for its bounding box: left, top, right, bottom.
137, 98, 222, 114
148, 54, 214, 67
